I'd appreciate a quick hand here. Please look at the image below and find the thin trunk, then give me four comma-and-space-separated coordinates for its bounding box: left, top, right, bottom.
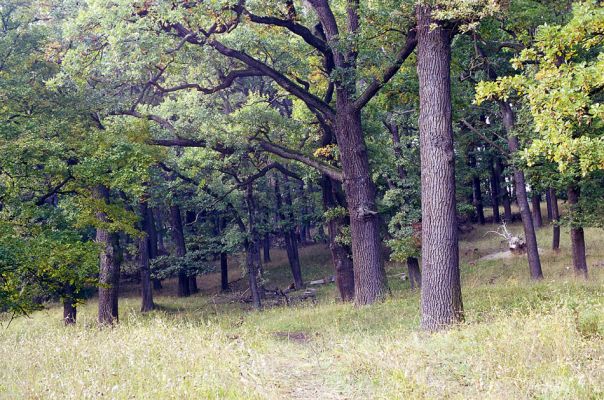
220, 252, 229, 292
407, 257, 422, 290
63, 284, 76, 325
263, 233, 271, 263
468, 151, 485, 224
416, 6, 463, 331
531, 193, 543, 228
139, 201, 154, 312
170, 205, 190, 297
245, 184, 262, 309
545, 190, 553, 221
489, 158, 501, 223
567, 186, 588, 278
146, 207, 162, 290
495, 158, 513, 222
550, 188, 560, 251
500, 102, 543, 279
275, 178, 304, 290
95, 185, 120, 325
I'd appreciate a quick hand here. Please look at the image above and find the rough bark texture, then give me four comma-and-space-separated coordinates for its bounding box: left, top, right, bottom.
139, 202, 154, 312
416, 6, 464, 331
531, 193, 543, 228
146, 207, 162, 291
407, 257, 422, 290
95, 185, 120, 325
500, 102, 543, 280
335, 104, 388, 304
170, 205, 190, 297
63, 285, 76, 325
550, 188, 560, 251
321, 175, 355, 301
567, 186, 588, 278
284, 178, 304, 289
545, 190, 553, 221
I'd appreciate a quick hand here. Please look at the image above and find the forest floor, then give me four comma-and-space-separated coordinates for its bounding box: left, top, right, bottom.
1, 221, 603, 399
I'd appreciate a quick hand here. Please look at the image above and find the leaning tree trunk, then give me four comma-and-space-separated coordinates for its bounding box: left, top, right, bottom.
63, 284, 77, 325
170, 205, 191, 297
416, 6, 463, 331
500, 102, 543, 280
567, 186, 588, 278
95, 185, 120, 325
550, 188, 560, 251
139, 201, 155, 312
334, 102, 388, 305
531, 193, 543, 228
321, 175, 355, 301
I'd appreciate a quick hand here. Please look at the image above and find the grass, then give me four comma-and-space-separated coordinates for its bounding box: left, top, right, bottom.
1, 221, 603, 399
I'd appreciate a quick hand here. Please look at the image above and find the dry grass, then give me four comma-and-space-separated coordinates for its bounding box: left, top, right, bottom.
1, 222, 603, 399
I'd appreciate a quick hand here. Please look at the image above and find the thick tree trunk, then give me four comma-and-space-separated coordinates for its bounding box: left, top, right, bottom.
321, 175, 355, 301
531, 193, 543, 228
245, 184, 262, 308
489, 158, 501, 223
550, 188, 560, 251
416, 6, 463, 331
495, 158, 513, 222
170, 205, 190, 297
263, 233, 271, 263
407, 257, 422, 290
95, 185, 120, 325
63, 284, 76, 325
500, 102, 543, 280
139, 201, 154, 312
334, 104, 387, 304
567, 186, 588, 278
468, 151, 485, 224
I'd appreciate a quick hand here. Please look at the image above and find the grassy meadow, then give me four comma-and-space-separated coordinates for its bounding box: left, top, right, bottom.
1, 221, 603, 399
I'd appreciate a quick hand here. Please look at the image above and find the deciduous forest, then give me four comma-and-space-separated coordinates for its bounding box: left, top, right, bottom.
0, 0, 603, 398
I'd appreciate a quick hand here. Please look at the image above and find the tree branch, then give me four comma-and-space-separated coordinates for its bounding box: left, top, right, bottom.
460, 119, 510, 158
354, 29, 417, 111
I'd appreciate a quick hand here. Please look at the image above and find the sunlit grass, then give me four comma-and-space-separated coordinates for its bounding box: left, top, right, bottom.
1, 222, 603, 399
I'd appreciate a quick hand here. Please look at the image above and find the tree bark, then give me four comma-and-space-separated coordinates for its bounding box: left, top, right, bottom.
567, 186, 588, 278
499, 102, 543, 280
416, 6, 463, 331
146, 206, 162, 290
550, 188, 560, 251
139, 201, 155, 312
170, 205, 190, 297
334, 104, 388, 304
407, 257, 422, 290
531, 193, 543, 228
495, 158, 513, 222
489, 157, 501, 223
275, 178, 304, 289
467, 151, 485, 224
263, 233, 271, 263
63, 284, 76, 325
545, 190, 553, 221
95, 185, 120, 325
245, 184, 262, 309
321, 175, 355, 301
